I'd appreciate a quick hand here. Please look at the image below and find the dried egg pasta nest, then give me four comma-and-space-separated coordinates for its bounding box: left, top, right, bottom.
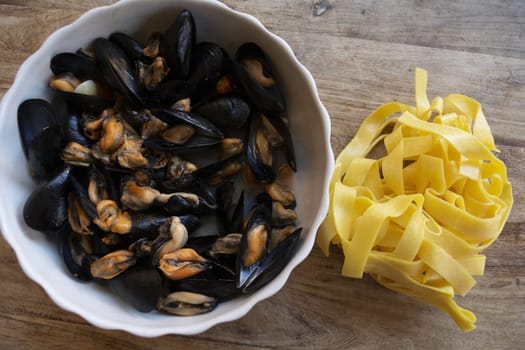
318, 68, 513, 331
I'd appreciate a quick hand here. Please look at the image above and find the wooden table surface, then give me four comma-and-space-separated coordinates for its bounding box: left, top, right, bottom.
0, 1, 524, 349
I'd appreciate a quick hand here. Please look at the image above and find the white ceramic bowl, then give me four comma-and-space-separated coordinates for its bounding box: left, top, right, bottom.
0, 0, 334, 337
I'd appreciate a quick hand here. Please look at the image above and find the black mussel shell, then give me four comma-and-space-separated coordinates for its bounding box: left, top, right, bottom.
106, 258, 162, 312
147, 79, 193, 107
235, 43, 272, 72
188, 42, 224, 90
18, 99, 57, 159
93, 37, 144, 107
216, 183, 245, 237
179, 214, 202, 233
23, 166, 71, 234
231, 61, 285, 117
27, 126, 63, 180
151, 108, 223, 139
163, 263, 240, 302
50, 52, 100, 79
64, 113, 91, 147
162, 191, 215, 216
120, 108, 151, 130
127, 212, 201, 241
161, 194, 198, 215
161, 177, 217, 212
193, 96, 250, 130
144, 134, 223, 152
233, 42, 285, 116
70, 174, 97, 220
57, 91, 113, 115
266, 114, 297, 171
247, 112, 276, 183
235, 193, 272, 288
18, 99, 63, 181
185, 235, 220, 254
161, 9, 196, 79
243, 227, 302, 293
109, 32, 152, 64
216, 182, 234, 235
61, 228, 93, 281
128, 211, 170, 240
52, 95, 90, 147
192, 154, 244, 186
61, 227, 110, 281
165, 278, 240, 303
230, 190, 245, 235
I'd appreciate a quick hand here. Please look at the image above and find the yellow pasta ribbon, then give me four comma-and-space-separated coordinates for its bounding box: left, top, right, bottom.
318, 68, 513, 332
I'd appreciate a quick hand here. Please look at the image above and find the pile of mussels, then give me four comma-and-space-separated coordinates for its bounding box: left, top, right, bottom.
18, 9, 302, 316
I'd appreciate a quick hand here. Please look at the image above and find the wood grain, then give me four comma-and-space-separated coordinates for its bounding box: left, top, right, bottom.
0, 0, 523, 349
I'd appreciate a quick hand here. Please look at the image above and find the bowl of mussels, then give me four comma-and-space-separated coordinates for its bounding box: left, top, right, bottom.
0, 0, 333, 336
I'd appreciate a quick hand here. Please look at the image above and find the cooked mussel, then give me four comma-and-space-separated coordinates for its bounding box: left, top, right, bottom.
90, 249, 137, 279
49, 53, 113, 114
161, 9, 195, 80
106, 257, 162, 312
247, 112, 275, 183
187, 42, 225, 90
243, 227, 302, 293
193, 96, 250, 130
109, 32, 152, 63
231, 42, 285, 116
159, 248, 210, 280
157, 291, 217, 316
17, 99, 63, 180
23, 166, 71, 234
236, 193, 272, 288
151, 108, 223, 139
51, 52, 100, 77
93, 37, 144, 107
151, 216, 189, 265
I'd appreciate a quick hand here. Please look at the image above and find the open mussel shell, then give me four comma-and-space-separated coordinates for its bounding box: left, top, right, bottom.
50, 53, 113, 114
234, 42, 285, 116
265, 114, 297, 171
23, 166, 71, 234
109, 32, 152, 64
236, 193, 272, 289
61, 226, 110, 281
242, 227, 302, 294
193, 96, 250, 130
163, 263, 240, 302
93, 37, 144, 107
144, 134, 223, 152
247, 112, 276, 183
151, 108, 223, 139
157, 291, 217, 316
161, 9, 195, 80
61, 229, 93, 281
127, 212, 200, 241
